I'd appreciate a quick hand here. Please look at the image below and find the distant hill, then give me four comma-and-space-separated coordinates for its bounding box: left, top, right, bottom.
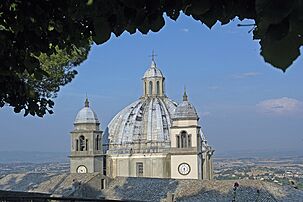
215, 148, 303, 159
1, 149, 302, 163
0, 151, 68, 163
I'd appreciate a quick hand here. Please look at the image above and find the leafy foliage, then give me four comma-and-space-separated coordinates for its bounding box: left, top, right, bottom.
1, 0, 303, 116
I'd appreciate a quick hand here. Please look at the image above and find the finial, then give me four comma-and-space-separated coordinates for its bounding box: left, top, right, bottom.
149, 50, 157, 67
85, 96, 89, 107
183, 86, 188, 101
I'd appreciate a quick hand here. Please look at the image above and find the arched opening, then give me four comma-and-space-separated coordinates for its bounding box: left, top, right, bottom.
156, 81, 160, 95
79, 135, 85, 151
149, 81, 153, 95
176, 135, 180, 148
76, 139, 79, 151
144, 81, 147, 95
181, 131, 187, 148
96, 135, 100, 150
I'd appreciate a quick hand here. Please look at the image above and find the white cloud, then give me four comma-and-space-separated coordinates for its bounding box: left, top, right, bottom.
257, 97, 302, 114
233, 72, 260, 79
181, 28, 189, 32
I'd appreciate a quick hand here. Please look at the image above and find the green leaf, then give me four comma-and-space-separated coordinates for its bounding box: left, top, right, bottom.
93, 17, 111, 45
138, 18, 150, 34
87, 0, 94, 6
166, 9, 180, 21
260, 32, 300, 71
255, 0, 295, 24
150, 15, 165, 32
126, 23, 137, 34
55, 21, 63, 33
190, 0, 211, 16
34, 68, 48, 80
24, 56, 40, 74
265, 18, 289, 41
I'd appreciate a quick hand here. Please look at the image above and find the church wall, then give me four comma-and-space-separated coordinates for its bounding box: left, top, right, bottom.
93, 156, 103, 173
70, 157, 94, 173
170, 155, 198, 179
172, 120, 198, 127
201, 153, 213, 180
107, 153, 170, 178
74, 123, 99, 131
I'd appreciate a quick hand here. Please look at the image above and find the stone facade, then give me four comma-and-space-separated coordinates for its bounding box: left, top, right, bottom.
70, 59, 214, 180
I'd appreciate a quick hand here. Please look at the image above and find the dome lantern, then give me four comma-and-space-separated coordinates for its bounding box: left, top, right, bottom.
142, 51, 165, 97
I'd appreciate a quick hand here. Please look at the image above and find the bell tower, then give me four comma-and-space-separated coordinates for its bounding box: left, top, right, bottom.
170, 90, 214, 180
69, 98, 103, 174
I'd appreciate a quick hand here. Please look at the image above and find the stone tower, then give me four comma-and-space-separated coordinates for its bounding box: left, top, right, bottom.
70, 98, 103, 173
169, 90, 214, 180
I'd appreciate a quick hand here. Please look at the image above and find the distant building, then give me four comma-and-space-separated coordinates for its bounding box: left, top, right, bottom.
70, 58, 214, 180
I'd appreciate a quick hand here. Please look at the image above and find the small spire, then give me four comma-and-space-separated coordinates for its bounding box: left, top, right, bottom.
149, 50, 157, 68
183, 86, 188, 101
84, 97, 89, 107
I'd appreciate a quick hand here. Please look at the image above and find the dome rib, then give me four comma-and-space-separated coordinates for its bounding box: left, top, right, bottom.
122, 101, 143, 144
146, 98, 154, 141
158, 98, 171, 141
108, 100, 140, 144
107, 97, 177, 146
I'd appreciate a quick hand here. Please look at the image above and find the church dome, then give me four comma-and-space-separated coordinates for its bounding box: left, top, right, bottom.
143, 60, 164, 78
107, 97, 177, 145
173, 91, 198, 120
74, 98, 99, 124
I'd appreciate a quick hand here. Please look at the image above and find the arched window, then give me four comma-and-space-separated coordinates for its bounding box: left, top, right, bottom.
144, 81, 147, 95
96, 135, 100, 150
76, 139, 79, 151
79, 135, 85, 151
156, 81, 160, 95
176, 135, 180, 148
181, 131, 187, 148
188, 134, 191, 147
149, 81, 153, 95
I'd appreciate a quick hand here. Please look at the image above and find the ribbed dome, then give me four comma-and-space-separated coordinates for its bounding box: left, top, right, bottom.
143, 60, 164, 78
173, 92, 198, 120
107, 97, 177, 145
74, 99, 99, 124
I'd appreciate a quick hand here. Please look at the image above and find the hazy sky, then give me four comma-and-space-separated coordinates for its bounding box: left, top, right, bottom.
1, 14, 302, 155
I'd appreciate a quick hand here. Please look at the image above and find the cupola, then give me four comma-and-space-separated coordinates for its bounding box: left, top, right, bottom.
142, 51, 165, 97
173, 89, 199, 120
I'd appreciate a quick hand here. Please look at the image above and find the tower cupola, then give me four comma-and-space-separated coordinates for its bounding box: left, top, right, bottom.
173, 89, 199, 120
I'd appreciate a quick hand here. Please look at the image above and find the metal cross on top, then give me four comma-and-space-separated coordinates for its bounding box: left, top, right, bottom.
149, 50, 157, 62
